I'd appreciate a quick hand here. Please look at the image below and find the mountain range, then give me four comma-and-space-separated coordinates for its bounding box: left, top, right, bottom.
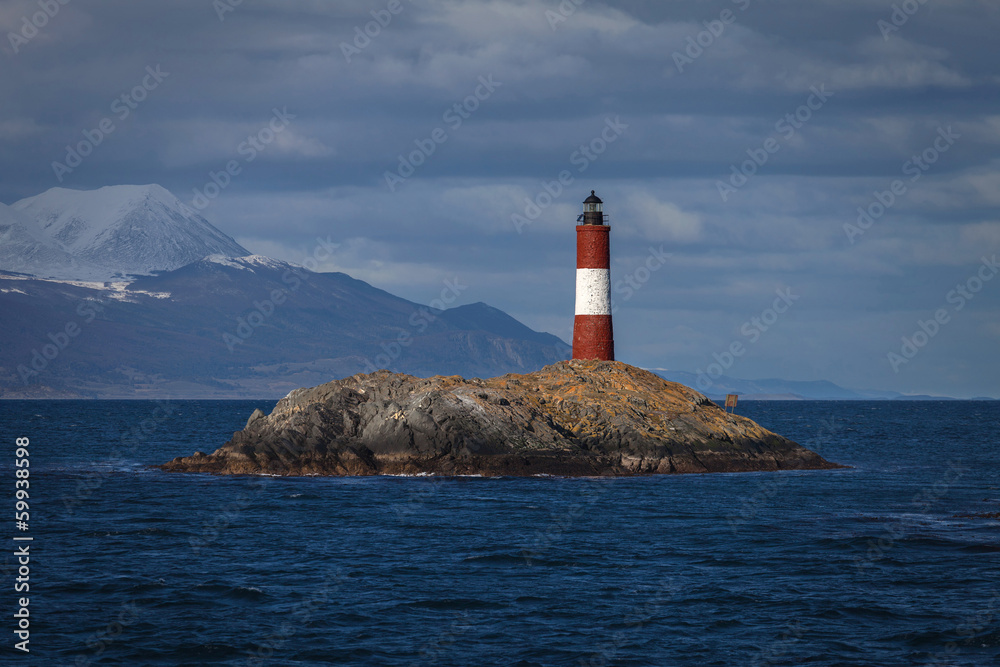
0, 184, 568, 398
649, 371, 969, 401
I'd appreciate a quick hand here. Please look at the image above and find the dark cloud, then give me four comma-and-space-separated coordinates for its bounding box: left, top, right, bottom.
1, 0, 997, 396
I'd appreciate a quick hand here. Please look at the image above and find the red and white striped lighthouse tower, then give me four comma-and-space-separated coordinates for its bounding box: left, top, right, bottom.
572, 190, 614, 361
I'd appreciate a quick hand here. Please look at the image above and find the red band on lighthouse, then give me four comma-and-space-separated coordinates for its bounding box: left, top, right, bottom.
572, 195, 614, 361
576, 225, 609, 270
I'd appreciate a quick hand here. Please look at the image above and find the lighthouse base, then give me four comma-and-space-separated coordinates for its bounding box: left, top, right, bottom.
572, 315, 614, 361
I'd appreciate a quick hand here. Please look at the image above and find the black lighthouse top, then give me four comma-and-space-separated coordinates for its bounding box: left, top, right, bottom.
580, 190, 606, 225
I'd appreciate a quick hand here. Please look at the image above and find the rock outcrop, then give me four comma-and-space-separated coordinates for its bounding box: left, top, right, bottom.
160, 360, 841, 477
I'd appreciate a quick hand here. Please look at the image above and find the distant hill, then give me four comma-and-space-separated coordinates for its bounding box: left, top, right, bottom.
650, 370, 966, 401
0, 185, 569, 398
0, 255, 570, 398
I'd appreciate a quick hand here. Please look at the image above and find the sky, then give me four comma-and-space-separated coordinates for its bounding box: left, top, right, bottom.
2, 0, 998, 397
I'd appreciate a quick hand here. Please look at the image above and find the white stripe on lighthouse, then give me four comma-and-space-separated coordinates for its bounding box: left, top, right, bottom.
575, 268, 611, 315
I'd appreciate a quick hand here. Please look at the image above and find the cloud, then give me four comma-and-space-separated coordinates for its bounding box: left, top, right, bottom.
1, 0, 998, 396
622, 191, 701, 242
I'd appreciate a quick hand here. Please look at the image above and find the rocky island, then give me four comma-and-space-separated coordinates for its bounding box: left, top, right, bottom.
161, 360, 839, 477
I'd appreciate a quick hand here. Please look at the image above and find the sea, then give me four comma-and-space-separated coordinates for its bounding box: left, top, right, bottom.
0, 399, 997, 666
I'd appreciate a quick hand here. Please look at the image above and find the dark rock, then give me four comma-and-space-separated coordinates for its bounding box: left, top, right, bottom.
159, 360, 843, 477
245, 408, 266, 429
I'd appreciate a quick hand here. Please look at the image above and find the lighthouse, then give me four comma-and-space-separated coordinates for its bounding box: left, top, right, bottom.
572, 190, 614, 361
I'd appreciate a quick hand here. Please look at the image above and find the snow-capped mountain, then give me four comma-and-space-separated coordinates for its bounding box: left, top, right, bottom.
4, 184, 249, 280
0, 201, 104, 278
0, 183, 572, 397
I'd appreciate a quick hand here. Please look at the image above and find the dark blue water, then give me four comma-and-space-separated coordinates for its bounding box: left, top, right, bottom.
0, 400, 998, 665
